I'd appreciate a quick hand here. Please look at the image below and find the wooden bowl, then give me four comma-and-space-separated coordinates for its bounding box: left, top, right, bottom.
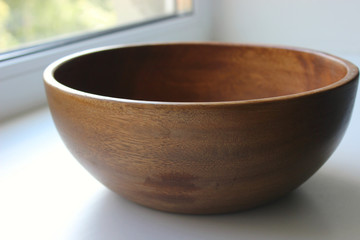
44, 43, 359, 214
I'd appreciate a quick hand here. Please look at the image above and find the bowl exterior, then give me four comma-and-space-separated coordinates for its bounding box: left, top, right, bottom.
44, 74, 358, 214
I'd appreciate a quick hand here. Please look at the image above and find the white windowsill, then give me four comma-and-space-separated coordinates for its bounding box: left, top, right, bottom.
1, 56, 360, 240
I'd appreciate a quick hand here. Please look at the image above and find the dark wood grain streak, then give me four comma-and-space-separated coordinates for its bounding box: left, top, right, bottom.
44, 43, 359, 214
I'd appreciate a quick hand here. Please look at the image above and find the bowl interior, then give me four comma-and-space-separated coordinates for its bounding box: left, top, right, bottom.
53, 44, 348, 102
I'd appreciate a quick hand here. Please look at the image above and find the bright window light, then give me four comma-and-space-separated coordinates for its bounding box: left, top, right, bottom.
0, 0, 193, 59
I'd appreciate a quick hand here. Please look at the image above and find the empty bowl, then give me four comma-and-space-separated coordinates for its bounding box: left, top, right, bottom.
44, 43, 359, 214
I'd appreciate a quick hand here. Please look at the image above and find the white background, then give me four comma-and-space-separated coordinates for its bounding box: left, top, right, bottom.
211, 0, 360, 55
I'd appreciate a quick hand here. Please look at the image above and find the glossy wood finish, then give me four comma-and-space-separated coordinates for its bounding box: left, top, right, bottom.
44, 43, 359, 214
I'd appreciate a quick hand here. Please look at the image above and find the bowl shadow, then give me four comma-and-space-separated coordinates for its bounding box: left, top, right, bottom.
67, 171, 360, 240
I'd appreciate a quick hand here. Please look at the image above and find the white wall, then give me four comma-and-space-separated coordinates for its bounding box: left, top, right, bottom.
211, 0, 360, 55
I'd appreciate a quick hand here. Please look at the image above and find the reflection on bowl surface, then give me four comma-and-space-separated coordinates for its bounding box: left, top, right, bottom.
44, 43, 359, 214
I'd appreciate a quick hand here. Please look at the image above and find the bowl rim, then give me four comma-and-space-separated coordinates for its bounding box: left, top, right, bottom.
43, 42, 359, 106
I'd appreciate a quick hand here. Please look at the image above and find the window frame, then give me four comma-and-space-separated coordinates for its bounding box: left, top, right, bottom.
0, 0, 213, 121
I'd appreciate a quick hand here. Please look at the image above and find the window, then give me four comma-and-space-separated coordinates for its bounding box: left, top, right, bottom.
0, 0, 211, 121
0, 0, 193, 61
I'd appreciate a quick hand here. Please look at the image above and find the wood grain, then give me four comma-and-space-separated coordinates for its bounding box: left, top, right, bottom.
44, 43, 359, 214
